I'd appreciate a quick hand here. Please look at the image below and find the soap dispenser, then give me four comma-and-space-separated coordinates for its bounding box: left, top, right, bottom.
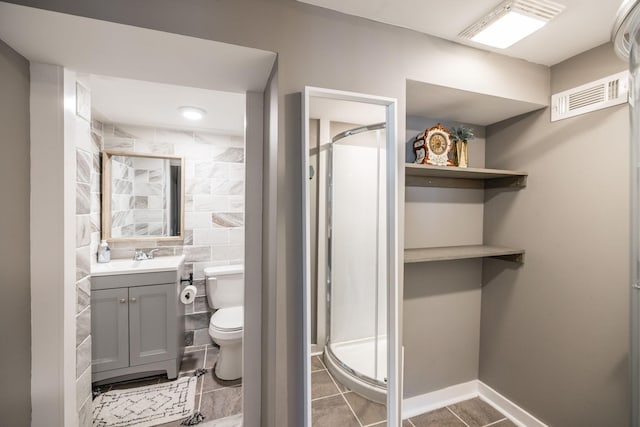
97, 240, 111, 263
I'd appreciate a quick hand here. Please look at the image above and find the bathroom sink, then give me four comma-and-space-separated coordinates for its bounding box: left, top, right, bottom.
91, 254, 186, 276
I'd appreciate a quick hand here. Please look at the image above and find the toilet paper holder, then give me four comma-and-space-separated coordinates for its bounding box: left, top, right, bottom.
180, 272, 193, 287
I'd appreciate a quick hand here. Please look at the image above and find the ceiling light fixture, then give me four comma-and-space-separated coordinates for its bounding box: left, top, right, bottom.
459, 0, 565, 49
179, 106, 207, 121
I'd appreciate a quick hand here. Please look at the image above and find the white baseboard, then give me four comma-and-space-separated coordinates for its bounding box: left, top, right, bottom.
402, 380, 548, 427
477, 381, 548, 427
402, 380, 478, 419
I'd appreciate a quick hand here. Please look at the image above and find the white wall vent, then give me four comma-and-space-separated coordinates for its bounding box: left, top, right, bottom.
551, 71, 629, 122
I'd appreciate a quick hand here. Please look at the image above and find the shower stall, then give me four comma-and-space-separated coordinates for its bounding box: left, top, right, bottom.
321, 123, 388, 404
614, 1, 640, 425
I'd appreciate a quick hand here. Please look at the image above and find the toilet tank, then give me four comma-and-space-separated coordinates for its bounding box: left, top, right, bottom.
204, 265, 244, 309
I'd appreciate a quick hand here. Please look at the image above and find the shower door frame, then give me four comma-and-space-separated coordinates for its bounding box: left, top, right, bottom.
613, 2, 640, 425
301, 86, 400, 427
325, 122, 388, 392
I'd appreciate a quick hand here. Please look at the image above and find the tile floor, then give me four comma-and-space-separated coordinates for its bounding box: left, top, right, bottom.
98, 352, 515, 427
93, 344, 242, 427
404, 399, 517, 427
311, 355, 516, 427
311, 354, 386, 426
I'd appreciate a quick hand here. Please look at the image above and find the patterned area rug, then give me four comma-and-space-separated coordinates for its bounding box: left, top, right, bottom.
92, 376, 197, 427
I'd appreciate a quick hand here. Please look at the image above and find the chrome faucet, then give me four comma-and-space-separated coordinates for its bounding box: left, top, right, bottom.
133, 249, 159, 261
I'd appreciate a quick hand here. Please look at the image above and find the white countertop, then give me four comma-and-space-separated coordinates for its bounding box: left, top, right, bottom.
91, 254, 185, 276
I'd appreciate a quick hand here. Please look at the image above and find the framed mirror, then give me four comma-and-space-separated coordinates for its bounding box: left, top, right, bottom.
102, 151, 185, 241
302, 87, 400, 426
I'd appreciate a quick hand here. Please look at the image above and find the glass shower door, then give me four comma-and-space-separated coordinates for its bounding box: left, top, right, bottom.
326, 125, 387, 388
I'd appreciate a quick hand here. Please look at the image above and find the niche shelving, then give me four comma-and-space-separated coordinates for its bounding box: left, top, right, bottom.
405, 163, 527, 189
403, 81, 541, 265
404, 161, 528, 264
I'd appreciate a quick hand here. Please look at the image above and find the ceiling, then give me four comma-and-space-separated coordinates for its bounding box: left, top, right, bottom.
0, 1, 622, 131
0, 2, 276, 93
298, 0, 624, 66
0, 2, 277, 135
89, 75, 245, 134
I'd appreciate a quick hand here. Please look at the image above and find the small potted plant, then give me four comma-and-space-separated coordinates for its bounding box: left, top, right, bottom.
450, 126, 475, 168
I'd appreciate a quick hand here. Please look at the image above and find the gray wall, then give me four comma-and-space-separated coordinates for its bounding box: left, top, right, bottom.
5, 1, 549, 425
404, 260, 482, 396
261, 63, 278, 427
481, 43, 630, 426
0, 38, 31, 425
245, 90, 265, 427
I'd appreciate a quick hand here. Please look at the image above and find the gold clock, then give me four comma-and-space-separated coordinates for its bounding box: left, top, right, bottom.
428, 133, 447, 156
413, 123, 455, 167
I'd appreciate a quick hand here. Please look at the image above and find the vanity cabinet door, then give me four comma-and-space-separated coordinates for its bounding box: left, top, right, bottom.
129, 283, 178, 367
91, 288, 129, 373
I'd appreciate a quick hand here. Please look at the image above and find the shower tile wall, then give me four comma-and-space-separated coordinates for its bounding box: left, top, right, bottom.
101, 123, 245, 345
75, 105, 102, 426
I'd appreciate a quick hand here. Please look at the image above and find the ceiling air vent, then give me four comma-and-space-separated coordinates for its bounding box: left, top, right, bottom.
551, 71, 629, 122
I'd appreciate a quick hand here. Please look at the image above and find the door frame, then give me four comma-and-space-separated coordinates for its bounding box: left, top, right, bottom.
24, 30, 276, 427
301, 86, 400, 427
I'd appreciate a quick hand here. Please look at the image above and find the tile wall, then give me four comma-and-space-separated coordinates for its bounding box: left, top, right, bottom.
109, 155, 135, 237
100, 123, 245, 345
75, 104, 102, 426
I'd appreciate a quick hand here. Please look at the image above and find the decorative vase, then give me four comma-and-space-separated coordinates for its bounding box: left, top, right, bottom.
456, 140, 468, 168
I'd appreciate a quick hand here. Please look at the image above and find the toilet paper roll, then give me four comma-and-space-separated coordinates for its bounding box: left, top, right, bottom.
180, 285, 198, 304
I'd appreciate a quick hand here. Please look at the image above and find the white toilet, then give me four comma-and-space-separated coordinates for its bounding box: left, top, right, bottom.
204, 265, 244, 381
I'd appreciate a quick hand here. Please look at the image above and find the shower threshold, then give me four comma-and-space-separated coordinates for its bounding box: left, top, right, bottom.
324, 335, 387, 404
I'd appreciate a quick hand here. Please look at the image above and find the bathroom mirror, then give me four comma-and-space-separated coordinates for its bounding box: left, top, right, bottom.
102, 151, 185, 241
302, 87, 400, 427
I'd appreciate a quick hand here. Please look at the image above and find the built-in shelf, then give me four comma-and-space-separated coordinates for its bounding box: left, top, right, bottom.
405, 164, 528, 189
404, 245, 525, 264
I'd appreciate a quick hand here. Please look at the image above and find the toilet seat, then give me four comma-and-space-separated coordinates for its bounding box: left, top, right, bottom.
209, 306, 243, 341
210, 306, 243, 332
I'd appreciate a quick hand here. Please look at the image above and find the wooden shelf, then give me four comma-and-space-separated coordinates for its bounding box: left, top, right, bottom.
404, 245, 524, 264
405, 164, 527, 189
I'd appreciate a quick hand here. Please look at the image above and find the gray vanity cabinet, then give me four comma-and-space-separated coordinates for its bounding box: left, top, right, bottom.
91, 270, 184, 383
92, 288, 129, 373
129, 283, 178, 367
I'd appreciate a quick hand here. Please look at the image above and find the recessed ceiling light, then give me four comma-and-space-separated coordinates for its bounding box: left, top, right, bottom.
179, 106, 206, 121
459, 0, 565, 49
